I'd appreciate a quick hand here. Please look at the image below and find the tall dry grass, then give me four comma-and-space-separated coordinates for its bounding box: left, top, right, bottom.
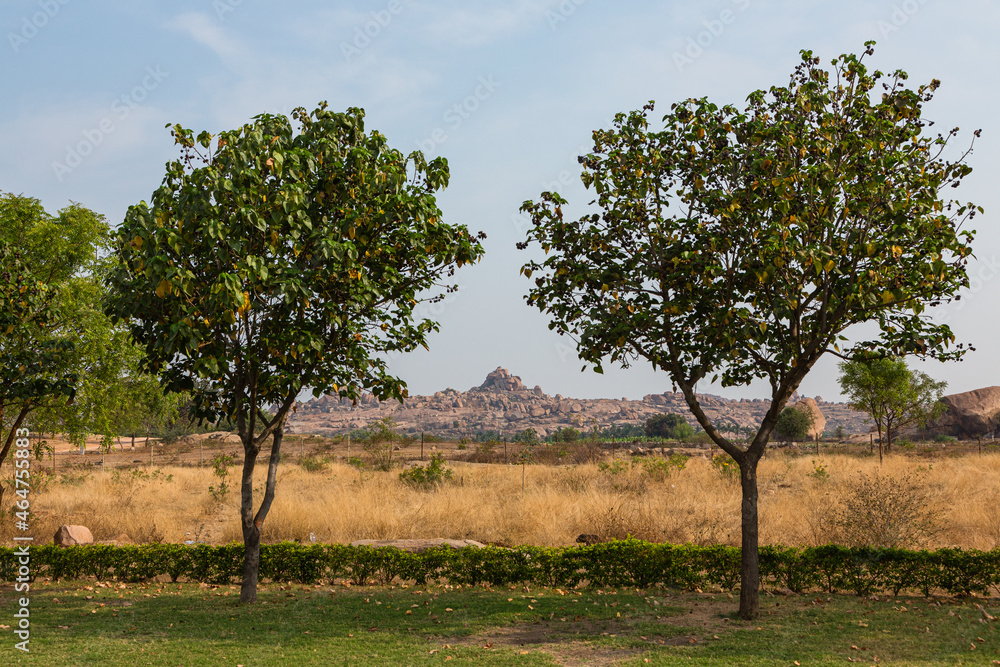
6, 452, 1000, 549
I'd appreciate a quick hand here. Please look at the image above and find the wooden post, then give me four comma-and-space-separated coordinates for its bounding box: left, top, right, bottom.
200, 440, 203, 467
504, 437, 507, 464
420, 432, 424, 461
347, 432, 351, 461
150, 441, 153, 467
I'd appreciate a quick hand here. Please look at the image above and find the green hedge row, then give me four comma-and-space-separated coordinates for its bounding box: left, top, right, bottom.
2, 540, 998, 596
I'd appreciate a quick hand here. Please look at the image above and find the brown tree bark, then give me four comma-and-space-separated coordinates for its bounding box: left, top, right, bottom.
239, 417, 286, 604
738, 458, 760, 620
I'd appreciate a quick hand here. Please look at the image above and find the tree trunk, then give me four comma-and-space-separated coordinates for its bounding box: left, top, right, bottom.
239, 434, 261, 604
240, 521, 262, 604
0, 405, 32, 470
239, 421, 286, 604
738, 458, 760, 620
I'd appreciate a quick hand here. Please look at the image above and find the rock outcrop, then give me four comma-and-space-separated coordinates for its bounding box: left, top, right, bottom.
926, 386, 1000, 438
54, 525, 93, 547
479, 367, 523, 392
790, 398, 827, 441
289, 367, 868, 439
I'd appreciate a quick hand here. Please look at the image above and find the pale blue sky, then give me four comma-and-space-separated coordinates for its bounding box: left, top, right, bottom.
2, 0, 998, 401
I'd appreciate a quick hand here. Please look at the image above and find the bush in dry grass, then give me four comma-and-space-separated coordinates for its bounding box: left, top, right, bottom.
830, 470, 942, 548
362, 416, 400, 471
398, 453, 453, 490
298, 454, 330, 473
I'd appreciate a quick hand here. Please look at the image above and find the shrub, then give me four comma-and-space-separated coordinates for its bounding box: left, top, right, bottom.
644, 413, 694, 440
642, 454, 687, 481
299, 454, 329, 473
774, 405, 814, 441
514, 428, 540, 445
362, 416, 399, 471
710, 453, 738, 479
830, 471, 942, 549
208, 453, 238, 502
398, 454, 454, 490
551, 426, 580, 443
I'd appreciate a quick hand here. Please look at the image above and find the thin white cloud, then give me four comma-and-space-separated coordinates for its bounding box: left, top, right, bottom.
164, 12, 250, 70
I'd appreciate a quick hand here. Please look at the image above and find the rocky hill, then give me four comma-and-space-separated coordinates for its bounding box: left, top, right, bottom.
288, 367, 870, 439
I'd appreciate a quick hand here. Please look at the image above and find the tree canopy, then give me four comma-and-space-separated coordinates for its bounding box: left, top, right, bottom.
839, 356, 946, 458
518, 43, 979, 619
773, 405, 814, 441
105, 103, 485, 603
0, 192, 135, 478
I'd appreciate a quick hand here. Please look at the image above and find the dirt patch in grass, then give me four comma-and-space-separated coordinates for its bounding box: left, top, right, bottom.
451, 592, 747, 666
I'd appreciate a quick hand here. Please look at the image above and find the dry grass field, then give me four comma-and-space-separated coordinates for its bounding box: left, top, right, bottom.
8, 438, 1000, 551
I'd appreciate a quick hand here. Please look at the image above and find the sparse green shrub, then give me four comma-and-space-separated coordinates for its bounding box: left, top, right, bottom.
208, 453, 238, 502
933, 434, 957, 443
710, 453, 738, 479
299, 454, 329, 473
514, 428, 540, 445
597, 459, 630, 476
807, 460, 829, 482
642, 454, 687, 481
398, 454, 454, 490
362, 416, 399, 471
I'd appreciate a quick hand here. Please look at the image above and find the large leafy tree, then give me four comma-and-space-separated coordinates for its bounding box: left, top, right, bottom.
839, 357, 946, 460
106, 103, 485, 603
0, 243, 75, 501
0, 193, 116, 484
518, 44, 979, 619
0, 193, 162, 461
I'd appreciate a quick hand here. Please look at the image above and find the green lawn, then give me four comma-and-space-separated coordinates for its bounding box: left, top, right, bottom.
2, 580, 998, 665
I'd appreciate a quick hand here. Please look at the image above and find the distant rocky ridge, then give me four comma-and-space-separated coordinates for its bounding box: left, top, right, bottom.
288, 367, 871, 439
